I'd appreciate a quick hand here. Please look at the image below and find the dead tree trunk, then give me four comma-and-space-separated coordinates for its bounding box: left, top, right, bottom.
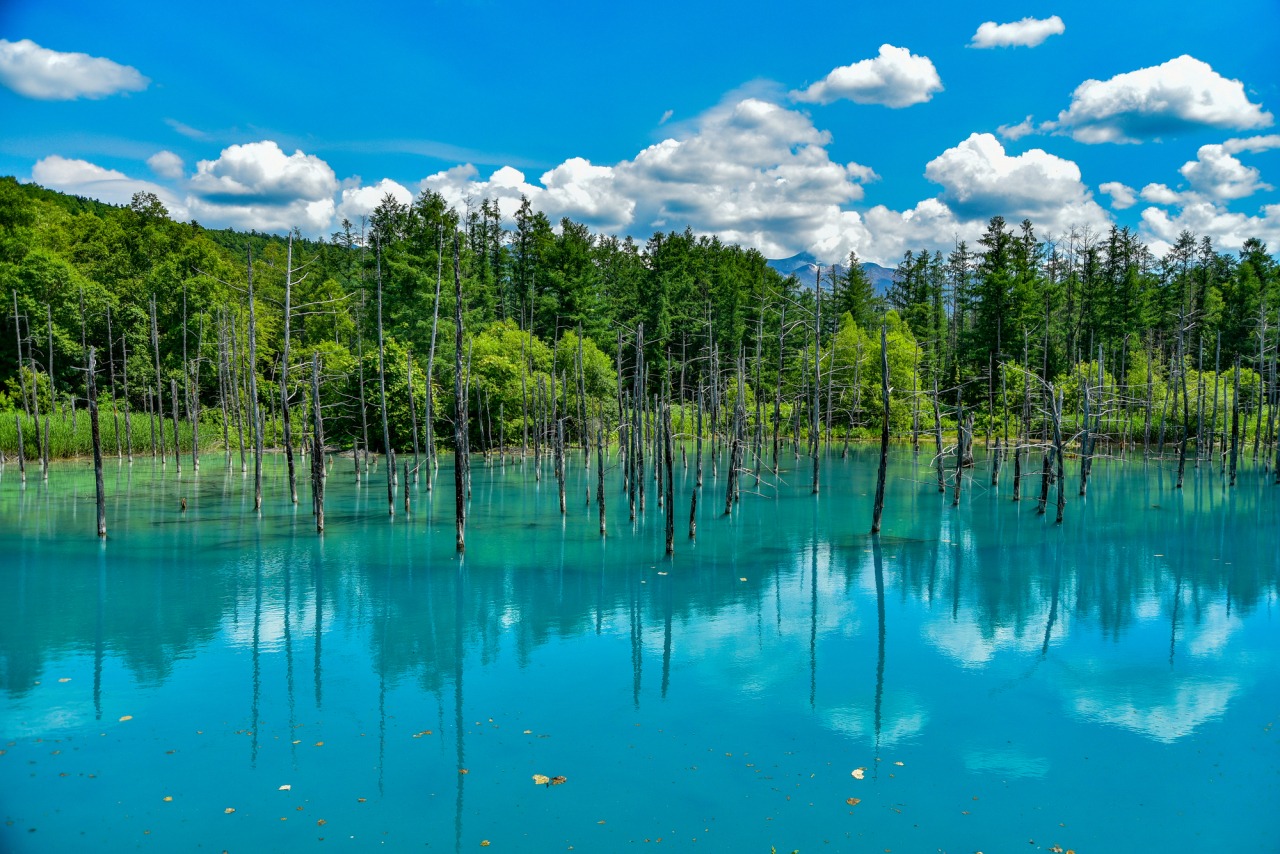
811, 274, 821, 494
375, 241, 394, 517
1050, 388, 1066, 523
105, 305, 122, 459
425, 231, 443, 484
932, 376, 945, 493
170, 378, 182, 473
247, 248, 264, 512
1080, 373, 1093, 496
556, 418, 567, 514
871, 323, 890, 535
407, 349, 420, 481
453, 235, 467, 552
635, 324, 646, 512
311, 352, 325, 533
88, 347, 106, 537
43, 306, 51, 473
217, 312, 231, 467
12, 290, 30, 419
281, 237, 297, 503
1176, 329, 1191, 489
953, 392, 964, 507
14, 413, 25, 482
121, 330, 133, 463
695, 385, 704, 488
1230, 357, 1241, 486
229, 308, 246, 472
151, 296, 165, 462
772, 304, 785, 473
597, 425, 606, 536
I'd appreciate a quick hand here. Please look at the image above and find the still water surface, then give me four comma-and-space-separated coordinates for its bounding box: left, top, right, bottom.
1, 448, 1277, 853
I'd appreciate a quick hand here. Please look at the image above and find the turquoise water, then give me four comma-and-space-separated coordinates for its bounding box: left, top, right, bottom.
1, 447, 1277, 853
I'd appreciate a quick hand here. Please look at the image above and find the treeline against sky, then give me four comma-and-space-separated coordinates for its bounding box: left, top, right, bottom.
0, 175, 1276, 458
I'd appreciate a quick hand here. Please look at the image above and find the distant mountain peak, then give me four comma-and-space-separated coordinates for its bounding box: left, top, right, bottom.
766, 252, 895, 296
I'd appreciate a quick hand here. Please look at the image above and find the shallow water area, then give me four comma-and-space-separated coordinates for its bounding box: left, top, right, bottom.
1, 447, 1277, 853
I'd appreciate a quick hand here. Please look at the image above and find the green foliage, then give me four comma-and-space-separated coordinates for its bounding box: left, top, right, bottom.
2, 177, 1277, 462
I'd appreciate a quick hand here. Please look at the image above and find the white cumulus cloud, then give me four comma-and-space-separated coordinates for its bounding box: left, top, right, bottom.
1179, 143, 1271, 200
1099, 181, 1138, 209
187, 141, 338, 232
336, 178, 414, 225
791, 44, 942, 108
0, 38, 149, 100
146, 150, 185, 181
1139, 183, 1186, 206
1221, 134, 1280, 154
190, 140, 337, 203
1046, 55, 1273, 144
1141, 201, 1280, 255
426, 97, 878, 260
970, 15, 1065, 49
997, 116, 1037, 141
923, 132, 1110, 232
30, 155, 186, 219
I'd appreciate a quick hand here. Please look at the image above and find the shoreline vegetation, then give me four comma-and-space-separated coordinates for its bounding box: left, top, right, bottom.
1, 176, 1277, 536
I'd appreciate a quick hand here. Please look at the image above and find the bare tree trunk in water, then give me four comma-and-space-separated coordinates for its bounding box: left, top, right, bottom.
872, 324, 890, 534
151, 296, 165, 462
88, 347, 106, 537
247, 248, 264, 512
311, 352, 326, 531
375, 241, 394, 517
453, 235, 467, 552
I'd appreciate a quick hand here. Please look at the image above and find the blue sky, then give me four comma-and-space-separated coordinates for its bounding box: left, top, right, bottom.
2, 0, 1278, 265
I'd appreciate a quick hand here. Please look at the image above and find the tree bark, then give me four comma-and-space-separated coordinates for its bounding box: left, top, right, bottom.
88, 347, 106, 537
311, 352, 325, 532
247, 248, 264, 512
872, 324, 890, 534
453, 235, 466, 552
375, 241, 394, 516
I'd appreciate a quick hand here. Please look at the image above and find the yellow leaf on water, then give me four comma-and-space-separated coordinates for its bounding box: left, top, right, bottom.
523, 730, 532, 735
739, 577, 747, 582
851, 768, 866, 779
58, 678, 71, 683
314, 742, 324, 747
846, 797, 861, 806
317, 819, 326, 826
550, 776, 567, 786
163, 796, 173, 802
357, 798, 366, 803
279, 785, 291, 791
119, 715, 133, 722
532, 774, 550, 785
224, 808, 235, 814
292, 740, 301, 745
480, 842, 490, 848
893, 761, 904, 766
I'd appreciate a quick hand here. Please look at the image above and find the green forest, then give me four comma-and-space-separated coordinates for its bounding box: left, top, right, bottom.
0, 174, 1277, 471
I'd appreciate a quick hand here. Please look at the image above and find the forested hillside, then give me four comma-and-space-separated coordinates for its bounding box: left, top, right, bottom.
0, 174, 1276, 466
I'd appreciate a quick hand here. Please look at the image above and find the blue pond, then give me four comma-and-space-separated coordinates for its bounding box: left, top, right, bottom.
1, 447, 1277, 853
